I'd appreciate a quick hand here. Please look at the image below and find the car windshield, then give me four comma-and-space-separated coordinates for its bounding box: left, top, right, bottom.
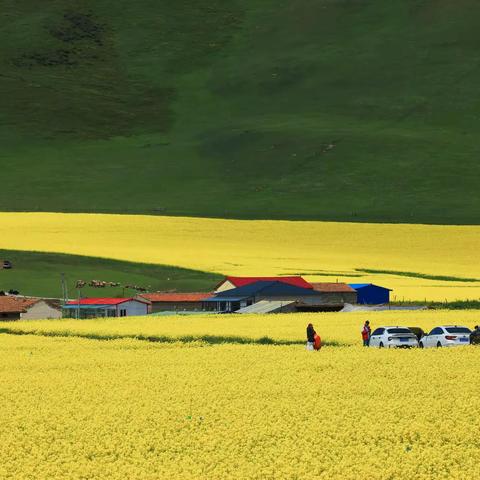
445, 327, 471, 334
386, 328, 412, 334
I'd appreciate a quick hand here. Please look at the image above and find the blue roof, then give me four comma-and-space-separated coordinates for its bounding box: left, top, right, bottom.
214, 281, 320, 298
349, 283, 392, 291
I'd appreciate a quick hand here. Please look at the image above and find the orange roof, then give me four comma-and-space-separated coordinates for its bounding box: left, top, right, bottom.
310, 283, 356, 293
0, 297, 32, 313
141, 292, 211, 303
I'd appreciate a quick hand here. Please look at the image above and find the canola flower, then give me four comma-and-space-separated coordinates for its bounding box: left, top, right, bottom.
1, 310, 479, 346
0, 333, 479, 480
0, 212, 478, 301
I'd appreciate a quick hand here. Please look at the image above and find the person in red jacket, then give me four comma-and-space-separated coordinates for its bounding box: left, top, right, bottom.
361, 320, 371, 346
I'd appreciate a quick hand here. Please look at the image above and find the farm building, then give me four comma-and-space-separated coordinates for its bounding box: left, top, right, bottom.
205, 281, 332, 313
140, 292, 212, 313
215, 276, 313, 293
0, 297, 62, 321
0, 296, 26, 320
63, 297, 150, 319
348, 284, 392, 305
20, 298, 62, 320
309, 283, 357, 308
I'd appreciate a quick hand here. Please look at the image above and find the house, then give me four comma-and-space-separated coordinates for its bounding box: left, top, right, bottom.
140, 292, 212, 313
309, 283, 357, 308
204, 281, 327, 313
63, 297, 151, 319
0, 296, 62, 321
215, 276, 313, 293
20, 299, 62, 320
348, 284, 392, 305
0, 296, 26, 320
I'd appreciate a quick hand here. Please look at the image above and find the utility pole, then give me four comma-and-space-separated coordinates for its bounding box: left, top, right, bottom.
61, 273, 69, 305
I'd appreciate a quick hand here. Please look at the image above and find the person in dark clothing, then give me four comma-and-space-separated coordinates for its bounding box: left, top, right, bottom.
306, 323, 316, 351
471, 325, 480, 345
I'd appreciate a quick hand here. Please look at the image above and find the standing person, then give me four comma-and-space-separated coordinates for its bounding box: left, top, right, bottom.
306, 323, 316, 351
361, 320, 371, 347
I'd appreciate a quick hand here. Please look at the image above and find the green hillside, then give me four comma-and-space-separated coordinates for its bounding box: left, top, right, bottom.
0, 250, 220, 298
1, 0, 479, 224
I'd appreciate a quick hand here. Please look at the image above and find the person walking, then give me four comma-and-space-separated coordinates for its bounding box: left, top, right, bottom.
306, 323, 316, 351
361, 320, 371, 347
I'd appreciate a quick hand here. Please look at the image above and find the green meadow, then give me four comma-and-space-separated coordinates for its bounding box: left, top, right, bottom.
1, 0, 479, 224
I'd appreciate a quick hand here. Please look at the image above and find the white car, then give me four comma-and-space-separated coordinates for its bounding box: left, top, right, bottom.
369, 326, 419, 348
419, 326, 472, 348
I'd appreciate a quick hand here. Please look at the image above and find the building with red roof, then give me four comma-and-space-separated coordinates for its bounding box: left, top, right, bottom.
63, 297, 150, 319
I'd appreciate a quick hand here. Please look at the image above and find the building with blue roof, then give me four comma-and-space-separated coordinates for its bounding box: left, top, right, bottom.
348, 284, 392, 305
204, 281, 345, 313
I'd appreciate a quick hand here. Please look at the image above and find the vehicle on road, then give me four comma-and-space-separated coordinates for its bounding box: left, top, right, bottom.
419, 326, 472, 348
369, 326, 419, 348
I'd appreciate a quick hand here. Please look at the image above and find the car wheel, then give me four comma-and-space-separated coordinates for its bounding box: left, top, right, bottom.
437, 341, 442, 348
379, 342, 384, 348
419, 342, 424, 349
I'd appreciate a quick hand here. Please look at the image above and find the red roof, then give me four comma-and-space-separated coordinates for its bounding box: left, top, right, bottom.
141, 293, 211, 303
219, 276, 313, 290
310, 283, 356, 293
66, 297, 150, 306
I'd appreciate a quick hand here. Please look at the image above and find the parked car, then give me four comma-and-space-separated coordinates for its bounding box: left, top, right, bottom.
369, 326, 419, 348
2, 260, 12, 269
419, 326, 472, 348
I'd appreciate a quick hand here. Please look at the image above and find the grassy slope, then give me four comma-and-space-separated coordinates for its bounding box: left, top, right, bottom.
1, 0, 479, 224
0, 250, 220, 298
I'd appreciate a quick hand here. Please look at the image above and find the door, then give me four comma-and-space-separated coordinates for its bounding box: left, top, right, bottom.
369, 328, 385, 347
425, 327, 442, 347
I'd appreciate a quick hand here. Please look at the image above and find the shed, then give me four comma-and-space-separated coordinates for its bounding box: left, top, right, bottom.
63, 297, 150, 319
140, 292, 211, 313
348, 284, 392, 305
310, 283, 357, 306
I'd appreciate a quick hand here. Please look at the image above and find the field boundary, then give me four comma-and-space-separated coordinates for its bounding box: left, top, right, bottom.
0, 327, 348, 347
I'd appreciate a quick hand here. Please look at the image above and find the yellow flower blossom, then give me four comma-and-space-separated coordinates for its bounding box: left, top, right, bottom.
0, 212, 478, 301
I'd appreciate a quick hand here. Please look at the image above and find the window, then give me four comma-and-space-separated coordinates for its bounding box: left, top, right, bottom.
386, 328, 411, 334
120, 309, 127, 317
107, 310, 116, 317
371, 328, 385, 336
445, 327, 471, 334
429, 327, 443, 335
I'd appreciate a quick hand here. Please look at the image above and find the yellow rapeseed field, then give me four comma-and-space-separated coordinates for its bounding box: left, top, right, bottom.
0, 212, 479, 301
1, 310, 479, 346
0, 331, 479, 480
